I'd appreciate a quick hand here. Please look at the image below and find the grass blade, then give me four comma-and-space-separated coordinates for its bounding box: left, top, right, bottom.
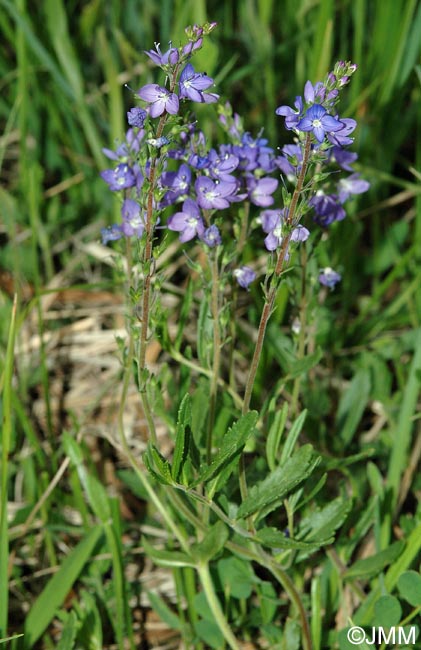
23, 525, 103, 647
0, 295, 18, 637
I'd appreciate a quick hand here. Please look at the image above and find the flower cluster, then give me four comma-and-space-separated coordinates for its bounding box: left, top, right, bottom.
275, 63, 370, 228
99, 27, 369, 291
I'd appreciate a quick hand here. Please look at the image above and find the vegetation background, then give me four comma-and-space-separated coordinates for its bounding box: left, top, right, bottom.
1, 0, 420, 648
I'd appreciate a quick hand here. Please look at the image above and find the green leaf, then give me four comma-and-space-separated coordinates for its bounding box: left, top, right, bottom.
147, 591, 183, 631
255, 527, 331, 552
172, 393, 192, 482
195, 412, 258, 486
336, 368, 371, 445
194, 619, 224, 650
344, 541, 405, 580
287, 348, 323, 379
280, 409, 308, 463
266, 402, 288, 471
237, 445, 316, 519
24, 526, 102, 648
298, 496, 351, 550
141, 536, 195, 568
217, 556, 256, 599
373, 595, 402, 627
397, 570, 421, 606
191, 521, 229, 564
56, 611, 78, 650
145, 445, 174, 485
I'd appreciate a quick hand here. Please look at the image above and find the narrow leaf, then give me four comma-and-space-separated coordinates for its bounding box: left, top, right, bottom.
266, 402, 288, 471
195, 412, 258, 486
344, 541, 405, 580
255, 527, 331, 552
172, 394, 192, 481
141, 536, 195, 568
24, 526, 102, 647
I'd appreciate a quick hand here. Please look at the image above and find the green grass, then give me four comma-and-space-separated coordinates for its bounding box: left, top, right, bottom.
1, 0, 420, 648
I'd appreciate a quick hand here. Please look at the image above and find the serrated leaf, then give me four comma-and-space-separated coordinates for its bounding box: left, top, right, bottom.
255, 527, 331, 552
142, 536, 195, 568
397, 570, 421, 606
299, 496, 351, 547
191, 521, 229, 564
344, 541, 405, 580
146, 445, 173, 485
194, 412, 258, 486
172, 394, 192, 481
237, 445, 315, 519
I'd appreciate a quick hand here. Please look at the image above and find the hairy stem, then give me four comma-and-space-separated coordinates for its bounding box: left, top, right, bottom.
240, 134, 312, 501
206, 251, 221, 462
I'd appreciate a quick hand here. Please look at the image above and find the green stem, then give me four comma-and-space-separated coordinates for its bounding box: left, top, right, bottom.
206, 251, 222, 462
197, 563, 241, 650
290, 245, 308, 417
242, 134, 312, 416
239, 135, 313, 506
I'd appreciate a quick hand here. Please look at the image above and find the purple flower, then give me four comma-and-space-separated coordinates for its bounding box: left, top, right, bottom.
100, 163, 136, 191
195, 176, 237, 210
337, 173, 370, 203
330, 146, 358, 171
144, 43, 179, 66
303, 80, 326, 104
247, 177, 278, 207
127, 107, 147, 128
137, 84, 179, 117
167, 198, 205, 242
121, 199, 145, 237
179, 64, 218, 103
201, 225, 222, 247
275, 96, 304, 130
208, 149, 239, 181
101, 224, 123, 245
309, 192, 346, 226
260, 209, 284, 251
291, 225, 310, 242
319, 267, 341, 288
233, 265, 256, 289
327, 118, 356, 146
161, 163, 192, 204
297, 104, 344, 143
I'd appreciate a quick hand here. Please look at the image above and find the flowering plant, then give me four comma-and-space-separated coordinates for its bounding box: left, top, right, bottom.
99, 23, 369, 649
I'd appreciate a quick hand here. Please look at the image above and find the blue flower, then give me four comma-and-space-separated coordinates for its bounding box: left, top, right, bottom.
167, 198, 205, 242
309, 192, 346, 226
201, 225, 222, 247
233, 266, 256, 289
121, 199, 145, 237
275, 96, 304, 130
127, 107, 147, 128
297, 104, 344, 143
319, 267, 341, 288
337, 173, 370, 203
179, 64, 219, 103
100, 163, 136, 191
101, 224, 123, 245
137, 84, 179, 117
195, 176, 237, 210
